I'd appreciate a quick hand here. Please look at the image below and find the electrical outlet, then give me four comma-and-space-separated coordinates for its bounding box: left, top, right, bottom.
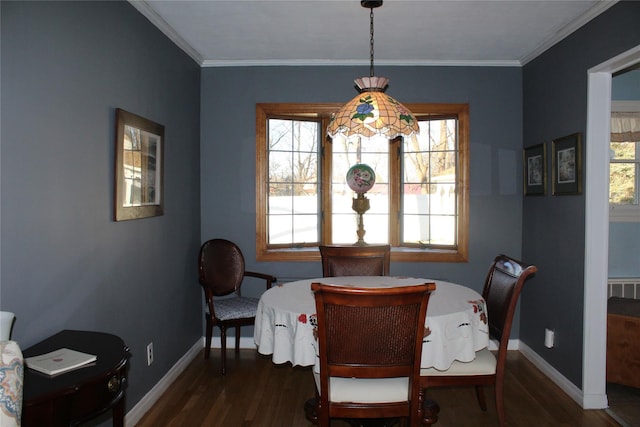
147, 342, 154, 366
544, 328, 555, 348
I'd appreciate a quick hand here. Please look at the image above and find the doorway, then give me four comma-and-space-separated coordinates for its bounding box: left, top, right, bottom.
584, 44, 640, 409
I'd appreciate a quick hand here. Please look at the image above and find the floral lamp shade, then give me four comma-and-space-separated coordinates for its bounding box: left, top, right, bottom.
327, 77, 419, 140
346, 164, 376, 194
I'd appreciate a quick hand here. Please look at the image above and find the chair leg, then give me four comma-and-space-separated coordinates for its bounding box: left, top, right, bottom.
220, 325, 227, 375
235, 326, 241, 353
475, 385, 488, 411
316, 393, 329, 427
204, 317, 213, 360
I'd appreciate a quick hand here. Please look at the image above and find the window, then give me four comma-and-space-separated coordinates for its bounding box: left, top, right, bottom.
610, 104, 640, 222
256, 103, 469, 261
123, 124, 161, 207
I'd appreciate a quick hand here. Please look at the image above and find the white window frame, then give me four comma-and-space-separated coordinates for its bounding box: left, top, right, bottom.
610, 101, 640, 223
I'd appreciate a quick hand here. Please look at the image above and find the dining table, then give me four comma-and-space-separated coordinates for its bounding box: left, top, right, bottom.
254, 276, 490, 373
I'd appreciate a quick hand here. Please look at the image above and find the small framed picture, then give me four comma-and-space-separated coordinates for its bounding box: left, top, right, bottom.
552, 133, 582, 196
114, 109, 165, 221
523, 143, 546, 196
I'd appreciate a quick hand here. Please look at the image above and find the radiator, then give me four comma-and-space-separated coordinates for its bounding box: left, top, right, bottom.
608, 278, 640, 299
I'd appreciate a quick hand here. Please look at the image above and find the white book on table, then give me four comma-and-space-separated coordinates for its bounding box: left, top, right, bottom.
25, 347, 97, 376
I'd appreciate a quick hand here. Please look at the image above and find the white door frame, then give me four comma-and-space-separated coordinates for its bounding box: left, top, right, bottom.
583, 44, 640, 409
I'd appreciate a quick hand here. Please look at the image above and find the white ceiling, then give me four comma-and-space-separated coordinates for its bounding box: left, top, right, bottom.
130, 0, 618, 67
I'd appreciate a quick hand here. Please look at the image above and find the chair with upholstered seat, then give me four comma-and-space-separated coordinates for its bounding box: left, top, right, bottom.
310, 281, 436, 427
319, 244, 391, 277
419, 254, 537, 427
198, 238, 277, 375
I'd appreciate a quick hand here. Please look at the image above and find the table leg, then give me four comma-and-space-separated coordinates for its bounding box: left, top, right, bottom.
304, 397, 318, 424
112, 395, 125, 427
419, 389, 440, 426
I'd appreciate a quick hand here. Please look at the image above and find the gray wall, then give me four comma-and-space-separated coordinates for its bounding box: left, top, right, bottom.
612, 69, 640, 100
1, 0, 202, 412
608, 223, 640, 277
4, 0, 636, 415
201, 65, 525, 326
521, 1, 640, 388
609, 69, 640, 278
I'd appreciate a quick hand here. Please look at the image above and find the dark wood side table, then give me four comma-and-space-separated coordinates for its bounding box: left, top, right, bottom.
22, 330, 130, 427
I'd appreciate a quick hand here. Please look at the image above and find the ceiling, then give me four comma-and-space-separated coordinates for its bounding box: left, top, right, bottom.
130, 0, 617, 67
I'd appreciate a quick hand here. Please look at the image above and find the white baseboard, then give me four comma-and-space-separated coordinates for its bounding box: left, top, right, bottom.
487, 338, 519, 351
125, 339, 203, 427
518, 341, 607, 409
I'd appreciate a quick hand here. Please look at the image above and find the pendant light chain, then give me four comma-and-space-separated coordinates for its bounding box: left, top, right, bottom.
369, 6, 375, 78
327, 0, 419, 140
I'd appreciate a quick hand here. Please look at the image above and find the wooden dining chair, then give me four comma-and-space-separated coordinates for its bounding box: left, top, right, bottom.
419, 254, 537, 427
310, 281, 436, 427
198, 238, 277, 375
319, 245, 391, 277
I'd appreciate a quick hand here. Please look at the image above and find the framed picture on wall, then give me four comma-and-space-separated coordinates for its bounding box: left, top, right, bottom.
114, 108, 165, 221
552, 132, 582, 196
523, 143, 546, 196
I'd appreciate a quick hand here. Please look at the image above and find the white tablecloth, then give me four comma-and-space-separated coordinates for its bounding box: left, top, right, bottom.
254, 276, 489, 371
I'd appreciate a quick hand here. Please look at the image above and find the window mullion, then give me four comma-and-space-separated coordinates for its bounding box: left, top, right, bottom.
321, 120, 333, 243
389, 137, 401, 246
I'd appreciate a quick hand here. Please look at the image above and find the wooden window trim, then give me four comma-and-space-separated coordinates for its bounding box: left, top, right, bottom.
256, 103, 469, 262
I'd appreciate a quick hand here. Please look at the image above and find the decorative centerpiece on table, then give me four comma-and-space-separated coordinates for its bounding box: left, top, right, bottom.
346, 163, 376, 245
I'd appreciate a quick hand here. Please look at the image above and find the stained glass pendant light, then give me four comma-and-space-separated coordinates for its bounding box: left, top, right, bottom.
327, 0, 419, 140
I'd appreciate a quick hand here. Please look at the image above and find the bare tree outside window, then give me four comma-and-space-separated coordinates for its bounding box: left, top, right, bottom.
610, 140, 638, 205
268, 118, 319, 245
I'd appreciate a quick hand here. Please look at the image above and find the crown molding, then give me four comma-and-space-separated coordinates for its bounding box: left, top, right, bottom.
520, 0, 618, 66
128, 0, 203, 65
200, 58, 522, 68
131, 0, 617, 69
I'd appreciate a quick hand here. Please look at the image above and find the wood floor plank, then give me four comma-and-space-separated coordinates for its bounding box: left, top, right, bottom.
134, 349, 620, 427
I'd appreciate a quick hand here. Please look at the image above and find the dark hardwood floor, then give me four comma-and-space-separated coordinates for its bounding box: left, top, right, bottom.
606, 382, 640, 427
135, 349, 621, 427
